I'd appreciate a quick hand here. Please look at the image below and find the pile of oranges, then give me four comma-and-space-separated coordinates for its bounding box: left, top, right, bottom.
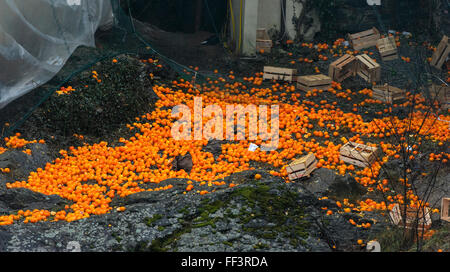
56, 86, 76, 95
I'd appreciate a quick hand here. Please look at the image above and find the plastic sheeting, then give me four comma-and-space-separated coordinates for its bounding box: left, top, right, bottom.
0, 0, 113, 109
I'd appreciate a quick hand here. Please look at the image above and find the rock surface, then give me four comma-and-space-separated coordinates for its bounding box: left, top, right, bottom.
0, 168, 390, 252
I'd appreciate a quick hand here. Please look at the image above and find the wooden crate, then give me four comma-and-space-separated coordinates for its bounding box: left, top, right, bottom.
430, 84, 450, 110
355, 54, 381, 83
372, 84, 406, 103
256, 28, 272, 53
297, 74, 332, 92
389, 204, 432, 231
431, 35, 450, 70
441, 198, 450, 222
339, 142, 378, 168
263, 66, 297, 82
328, 54, 356, 82
286, 153, 317, 181
377, 36, 398, 61
347, 27, 381, 50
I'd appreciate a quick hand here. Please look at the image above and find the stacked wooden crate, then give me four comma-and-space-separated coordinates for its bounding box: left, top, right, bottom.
256, 28, 273, 53
339, 142, 378, 168
429, 84, 450, 110
355, 54, 381, 83
430, 35, 449, 70
329, 54, 357, 82
389, 204, 432, 234
263, 66, 297, 82
377, 36, 398, 61
441, 198, 450, 222
297, 74, 332, 92
347, 27, 381, 50
286, 153, 317, 181
372, 84, 406, 103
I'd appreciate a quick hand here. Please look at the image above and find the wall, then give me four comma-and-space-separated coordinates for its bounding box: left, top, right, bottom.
229, 0, 306, 56
257, 0, 281, 34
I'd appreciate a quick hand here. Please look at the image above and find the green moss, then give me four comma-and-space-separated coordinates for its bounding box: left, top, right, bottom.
149, 199, 225, 251
222, 241, 233, 247
231, 183, 310, 247
253, 243, 270, 250
178, 206, 189, 215
158, 226, 165, 231
144, 213, 163, 227
192, 219, 217, 229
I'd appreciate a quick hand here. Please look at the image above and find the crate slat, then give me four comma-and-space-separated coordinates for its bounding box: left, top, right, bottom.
263, 66, 297, 82
347, 27, 381, 50
441, 198, 450, 222
355, 54, 381, 83
328, 54, 356, 82
431, 35, 450, 70
297, 74, 332, 92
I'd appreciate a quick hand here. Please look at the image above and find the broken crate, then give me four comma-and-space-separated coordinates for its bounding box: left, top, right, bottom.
389, 204, 432, 232
430, 35, 449, 70
339, 142, 378, 168
355, 54, 381, 83
441, 198, 450, 222
263, 66, 297, 82
286, 153, 317, 181
297, 74, 332, 92
347, 27, 381, 51
372, 84, 406, 103
429, 84, 450, 111
377, 36, 398, 61
256, 28, 273, 53
329, 54, 356, 82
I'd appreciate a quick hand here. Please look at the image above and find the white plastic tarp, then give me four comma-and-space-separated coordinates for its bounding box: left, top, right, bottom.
0, 0, 113, 109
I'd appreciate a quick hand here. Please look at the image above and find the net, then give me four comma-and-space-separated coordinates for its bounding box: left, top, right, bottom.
0, 0, 221, 138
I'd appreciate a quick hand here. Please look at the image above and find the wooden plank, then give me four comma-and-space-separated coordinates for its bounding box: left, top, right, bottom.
431, 35, 450, 70
328, 54, 356, 82
441, 198, 450, 222
263, 66, 297, 82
